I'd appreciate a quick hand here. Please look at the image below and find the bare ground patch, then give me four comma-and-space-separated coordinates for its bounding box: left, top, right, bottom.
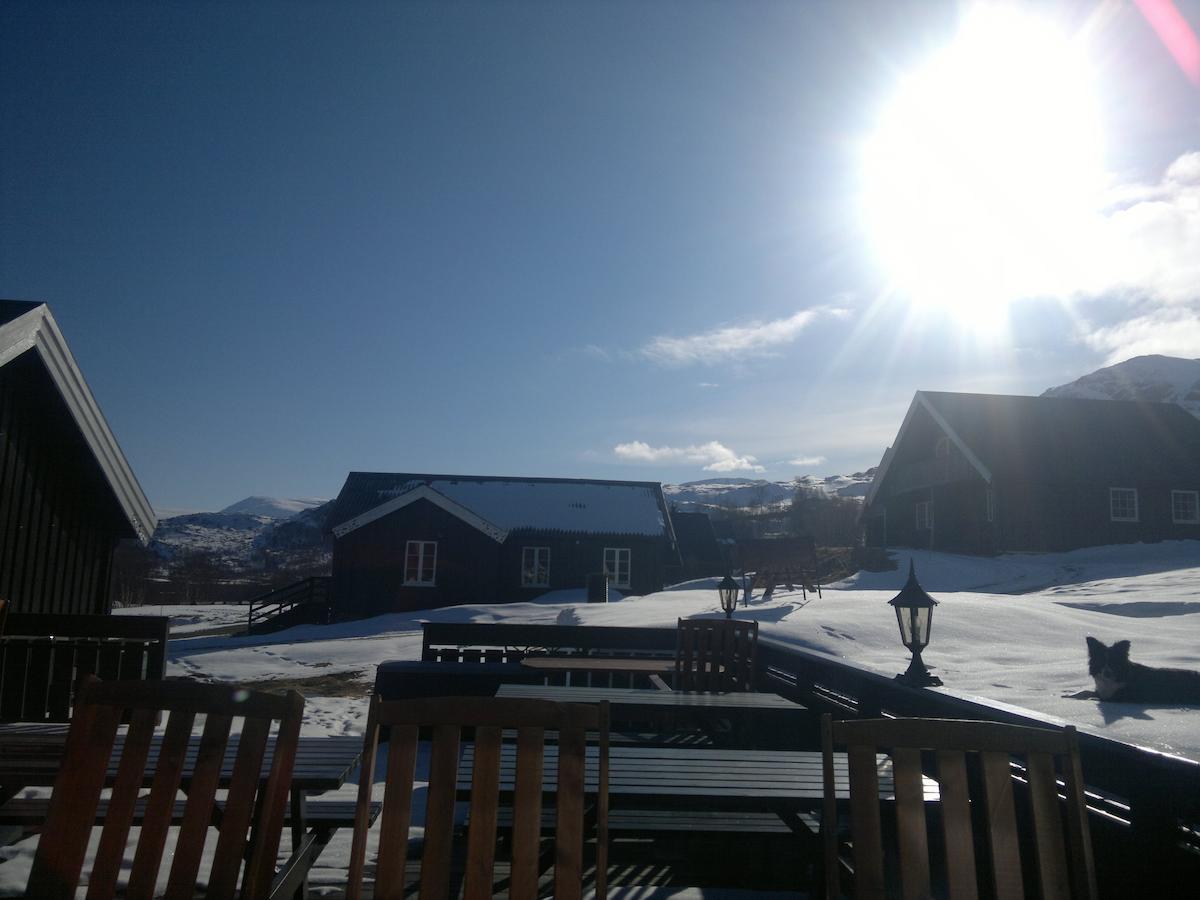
196, 671, 372, 698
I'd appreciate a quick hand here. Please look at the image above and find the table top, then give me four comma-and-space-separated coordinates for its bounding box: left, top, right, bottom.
519, 656, 677, 675
459, 744, 938, 804
0, 723, 363, 793
496, 683, 805, 711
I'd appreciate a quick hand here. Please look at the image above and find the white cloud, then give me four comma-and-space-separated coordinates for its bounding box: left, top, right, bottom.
1082, 308, 1200, 364
639, 308, 834, 367
613, 440, 765, 473
788, 455, 827, 467
697, 382, 720, 388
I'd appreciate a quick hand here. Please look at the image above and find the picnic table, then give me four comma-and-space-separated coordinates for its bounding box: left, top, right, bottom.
496, 683, 809, 746
458, 743, 938, 836
0, 723, 368, 900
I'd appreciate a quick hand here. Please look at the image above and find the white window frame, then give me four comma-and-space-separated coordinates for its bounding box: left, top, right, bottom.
521, 546, 551, 587
915, 501, 933, 531
603, 547, 631, 589
1171, 490, 1200, 524
404, 540, 437, 586
1109, 488, 1139, 523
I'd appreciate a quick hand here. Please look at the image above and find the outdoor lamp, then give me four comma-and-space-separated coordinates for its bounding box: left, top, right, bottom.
888, 561, 943, 686
718, 574, 740, 619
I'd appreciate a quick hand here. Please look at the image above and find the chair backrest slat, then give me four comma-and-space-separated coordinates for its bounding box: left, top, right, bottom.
26, 702, 121, 900
509, 725, 547, 898
127, 709, 197, 900
26, 678, 303, 900
1027, 751, 1069, 899
675, 618, 758, 692
891, 746, 930, 900
347, 696, 608, 900
934, 749, 978, 900
463, 725, 502, 900
165, 712, 233, 900
421, 723, 463, 899
373, 725, 420, 899
823, 716, 1096, 900
88, 706, 158, 900
980, 749, 1024, 900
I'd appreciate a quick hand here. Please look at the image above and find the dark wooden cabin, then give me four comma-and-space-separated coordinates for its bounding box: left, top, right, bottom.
862, 390, 1200, 554
671, 510, 728, 579
325, 472, 680, 618
0, 301, 156, 614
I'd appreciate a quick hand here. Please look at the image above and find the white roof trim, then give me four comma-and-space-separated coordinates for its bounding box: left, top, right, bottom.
332, 484, 509, 542
863, 391, 992, 508
0, 304, 157, 543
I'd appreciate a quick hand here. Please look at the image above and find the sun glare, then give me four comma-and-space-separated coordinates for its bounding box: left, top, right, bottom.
863, 4, 1106, 327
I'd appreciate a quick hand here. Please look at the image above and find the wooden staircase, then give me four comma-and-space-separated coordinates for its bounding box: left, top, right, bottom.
245, 576, 332, 635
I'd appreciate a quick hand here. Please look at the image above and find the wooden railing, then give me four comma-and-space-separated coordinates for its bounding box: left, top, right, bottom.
0, 613, 169, 721
246, 576, 331, 635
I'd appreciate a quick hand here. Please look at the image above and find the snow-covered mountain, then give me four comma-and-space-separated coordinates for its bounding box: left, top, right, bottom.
149, 497, 332, 570
1042, 355, 1200, 417
663, 472, 874, 513
218, 496, 326, 518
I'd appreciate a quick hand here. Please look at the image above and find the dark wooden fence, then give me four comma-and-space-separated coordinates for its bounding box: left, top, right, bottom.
0, 613, 169, 721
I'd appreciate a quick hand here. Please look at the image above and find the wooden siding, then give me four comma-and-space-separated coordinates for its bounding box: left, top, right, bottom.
0, 354, 127, 615
331, 497, 672, 617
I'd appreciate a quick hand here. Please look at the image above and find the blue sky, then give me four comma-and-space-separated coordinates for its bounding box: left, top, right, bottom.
3, 1, 1199, 513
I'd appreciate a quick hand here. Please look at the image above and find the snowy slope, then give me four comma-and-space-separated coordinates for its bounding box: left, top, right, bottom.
1043, 354, 1200, 417
664, 472, 873, 511
219, 496, 327, 518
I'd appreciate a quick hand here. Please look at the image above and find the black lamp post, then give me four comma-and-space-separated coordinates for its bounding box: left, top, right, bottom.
718, 574, 740, 619
888, 561, 943, 686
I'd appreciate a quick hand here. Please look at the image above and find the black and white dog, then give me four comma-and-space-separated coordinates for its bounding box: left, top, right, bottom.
1084, 637, 1200, 704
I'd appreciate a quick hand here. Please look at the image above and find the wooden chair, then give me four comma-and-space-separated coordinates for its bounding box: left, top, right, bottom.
347, 695, 609, 900
821, 715, 1097, 900
25, 677, 304, 900
673, 617, 759, 692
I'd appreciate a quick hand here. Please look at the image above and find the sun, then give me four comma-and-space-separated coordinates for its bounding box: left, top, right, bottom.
862, 4, 1106, 327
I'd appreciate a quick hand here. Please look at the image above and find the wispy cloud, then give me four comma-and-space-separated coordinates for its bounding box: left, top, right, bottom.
788, 455, 827, 467
613, 440, 765, 473
638, 308, 836, 367
1082, 308, 1200, 364
697, 382, 720, 388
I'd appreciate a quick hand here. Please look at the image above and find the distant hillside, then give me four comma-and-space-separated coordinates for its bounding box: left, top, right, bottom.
219, 496, 326, 518
664, 472, 874, 513
1043, 355, 1200, 417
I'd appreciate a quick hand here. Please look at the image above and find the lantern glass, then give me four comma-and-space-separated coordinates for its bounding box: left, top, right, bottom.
894, 603, 932, 650
717, 575, 739, 613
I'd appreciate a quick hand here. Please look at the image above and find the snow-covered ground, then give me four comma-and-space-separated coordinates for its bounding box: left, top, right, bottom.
3, 542, 1197, 896
147, 541, 1200, 758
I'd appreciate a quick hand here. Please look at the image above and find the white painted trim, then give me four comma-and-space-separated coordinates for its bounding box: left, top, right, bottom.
521, 545, 551, 587
0, 304, 156, 543
1109, 487, 1139, 522
863, 392, 992, 509
1171, 490, 1200, 524
603, 546, 632, 589
331, 483, 508, 542
403, 540, 438, 585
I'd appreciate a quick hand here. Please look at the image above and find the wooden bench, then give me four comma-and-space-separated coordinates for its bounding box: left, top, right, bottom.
0, 796, 378, 831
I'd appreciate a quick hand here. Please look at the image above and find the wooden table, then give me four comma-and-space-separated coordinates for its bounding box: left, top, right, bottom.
458, 743, 938, 833
519, 656, 676, 678
496, 683, 807, 747
0, 724, 365, 900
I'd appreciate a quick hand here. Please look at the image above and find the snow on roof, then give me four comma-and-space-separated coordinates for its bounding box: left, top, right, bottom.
327, 473, 670, 538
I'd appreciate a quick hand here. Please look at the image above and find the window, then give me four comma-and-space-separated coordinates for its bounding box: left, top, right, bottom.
1109, 488, 1138, 522
404, 540, 437, 585
603, 547, 631, 589
915, 501, 933, 530
985, 489, 995, 523
522, 546, 550, 586
1172, 490, 1199, 524
934, 436, 950, 459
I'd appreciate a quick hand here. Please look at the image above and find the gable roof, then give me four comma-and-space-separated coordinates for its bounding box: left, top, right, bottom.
332, 484, 508, 541
0, 301, 156, 542
866, 390, 1200, 505
326, 472, 676, 541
